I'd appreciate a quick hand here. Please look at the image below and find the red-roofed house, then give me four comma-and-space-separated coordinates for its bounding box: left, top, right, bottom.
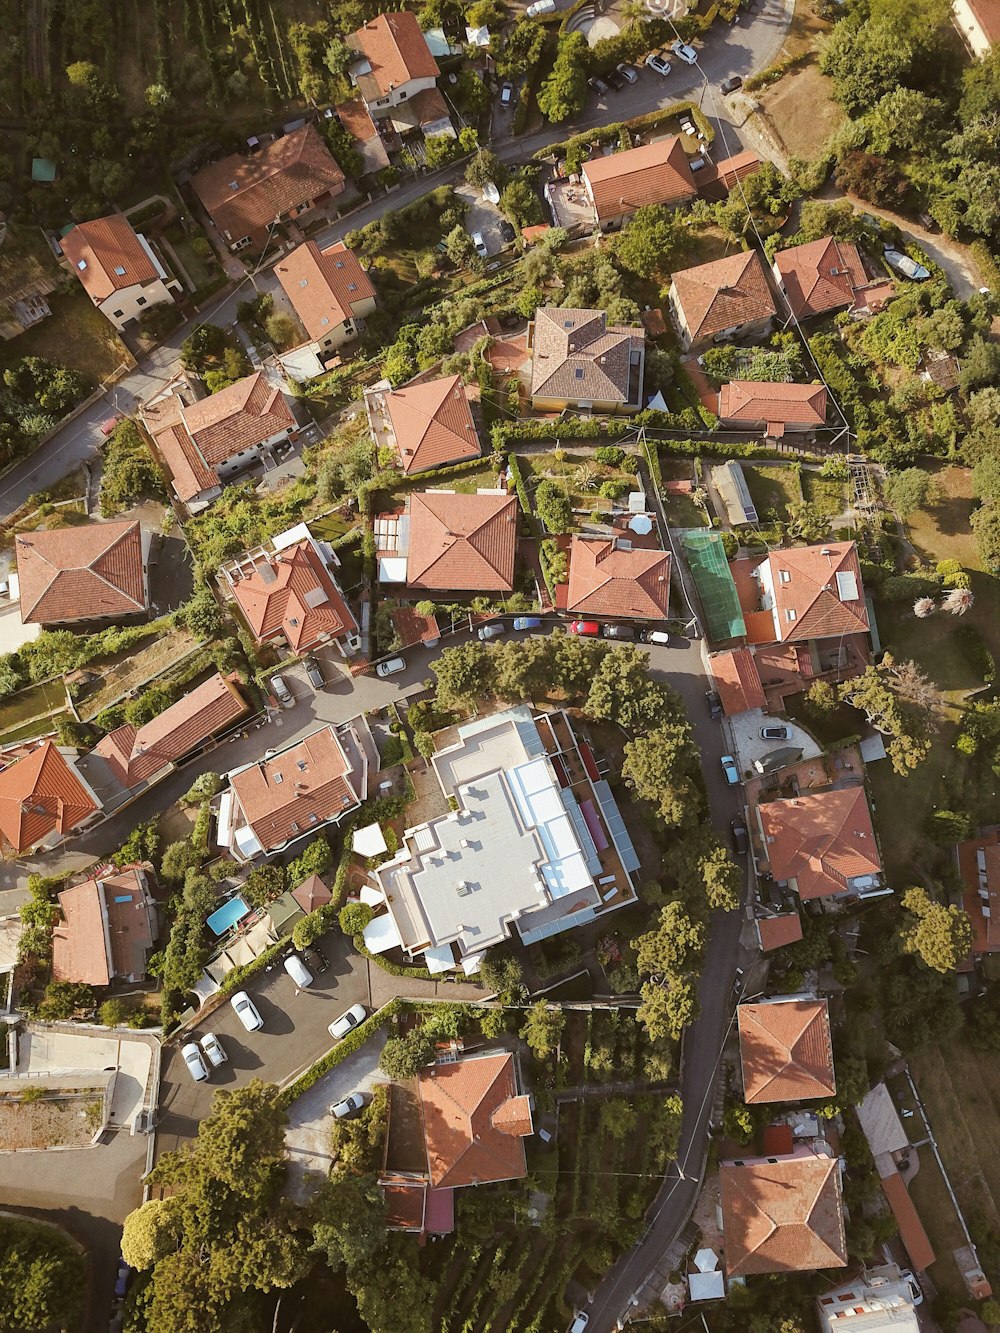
52, 866, 157, 987
378, 490, 518, 595
418, 1050, 532, 1188
957, 827, 1000, 957
581, 137, 696, 230
718, 381, 828, 434
275, 240, 377, 358
190, 124, 346, 253
141, 371, 298, 510
15, 519, 150, 626
756, 785, 882, 901
346, 12, 440, 119
62, 214, 182, 332
334, 99, 390, 175
771, 237, 869, 322
562, 536, 670, 620
756, 912, 803, 952
954, 0, 1000, 55
709, 648, 766, 716
222, 719, 370, 860
221, 524, 358, 657
720, 1149, 847, 1277
738, 997, 836, 1104
738, 542, 870, 646
0, 741, 102, 855
528, 307, 646, 413
696, 149, 762, 201
668, 250, 777, 352
364, 373, 482, 475
93, 672, 248, 790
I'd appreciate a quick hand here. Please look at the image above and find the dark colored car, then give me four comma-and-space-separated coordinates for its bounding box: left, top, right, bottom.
587, 76, 608, 95
499, 220, 516, 243
604, 67, 626, 91
602, 624, 635, 640
721, 75, 743, 94
706, 690, 723, 719
303, 945, 329, 974
303, 656, 324, 689
731, 817, 749, 856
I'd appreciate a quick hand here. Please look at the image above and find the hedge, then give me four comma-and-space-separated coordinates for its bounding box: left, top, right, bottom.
507, 453, 534, 516
956, 623, 997, 684
353, 935, 434, 980
494, 416, 795, 459
743, 50, 811, 93
971, 240, 1000, 294
277, 998, 404, 1106
535, 102, 714, 164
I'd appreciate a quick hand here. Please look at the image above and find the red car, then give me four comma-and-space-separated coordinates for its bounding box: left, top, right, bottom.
569, 621, 600, 636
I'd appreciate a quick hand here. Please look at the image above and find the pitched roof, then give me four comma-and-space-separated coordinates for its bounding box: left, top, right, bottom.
52, 879, 110, 986
61, 215, 158, 302
761, 541, 869, 642
15, 520, 146, 624
93, 672, 248, 788
383, 374, 481, 474
418, 1051, 531, 1188
959, 831, 1000, 954
274, 240, 376, 343
230, 725, 360, 852
291, 873, 332, 913
720, 1153, 848, 1276
718, 381, 828, 428
530, 307, 644, 406
756, 913, 804, 952
738, 999, 836, 1103
405, 491, 518, 593
964, 0, 1000, 44
670, 250, 777, 341
347, 11, 440, 101
142, 398, 219, 504
565, 537, 671, 619
0, 742, 99, 853
583, 137, 696, 222
191, 125, 345, 243
696, 149, 762, 199
181, 372, 296, 467
772, 237, 868, 320
230, 538, 357, 652
709, 648, 766, 715
758, 786, 881, 901
880, 1171, 936, 1273
335, 97, 380, 145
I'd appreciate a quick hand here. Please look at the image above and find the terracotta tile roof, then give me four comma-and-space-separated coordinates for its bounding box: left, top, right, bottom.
230, 725, 361, 852
383, 374, 481, 474
718, 381, 827, 428
407, 86, 452, 129
93, 672, 248, 788
182, 371, 296, 467
52, 879, 110, 986
62, 215, 158, 303
391, 606, 441, 649
291, 873, 332, 913
275, 240, 376, 343
230, 538, 357, 652
190, 125, 345, 243
720, 1153, 847, 1276
758, 786, 881, 901
697, 149, 762, 199
963, 0, 1000, 45
709, 648, 766, 715
418, 1051, 531, 1188
583, 137, 696, 222
347, 12, 440, 101
761, 542, 869, 643
670, 250, 776, 342
142, 398, 219, 504
880, 1171, 936, 1273
15, 520, 146, 625
773, 237, 868, 320
565, 537, 670, 619
530, 307, 644, 406
103, 868, 155, 980
335, 97, 381, 146
958, 830, 1000, 954
756, 913, 804, 952
382, 1182, 427, 1230
738, 999, 836, 1103
0, 742, 99, 853
405, 491, 518, 593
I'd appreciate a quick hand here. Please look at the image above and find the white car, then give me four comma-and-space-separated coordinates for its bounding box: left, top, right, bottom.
471, 230, 488, 258
645, 51, 672, 76
526, 0, 555, 13
376, 656, 406, 678
200, 1032, 227, 1068
330, 1091, 366, 1119
270, 673, 293, 706
181, 1041, 209, 1083
899, 1270, 923, 1305
672, 39, 698, 64
329, 1003, 368, 1040
569, 1315, 590, 1333
283, 952, 314, 988
231, 990, 263, 1032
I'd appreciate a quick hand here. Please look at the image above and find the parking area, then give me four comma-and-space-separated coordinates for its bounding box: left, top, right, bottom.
455, 182, 509, 259
728, 708, 821, 776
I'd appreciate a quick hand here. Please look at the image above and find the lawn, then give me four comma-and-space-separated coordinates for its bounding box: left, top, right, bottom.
801, 469, 848, 518
741, 463, 802, 522
0, 679, 68, 731
663, 491, 708, 528
164, 225, 223, 294
521, 450, 640, 521
758, 62, 845, 162
0, 290, 129, 382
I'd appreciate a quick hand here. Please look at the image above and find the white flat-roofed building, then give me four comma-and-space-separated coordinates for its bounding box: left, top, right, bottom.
372, 706, 639, 970
817, 1265, 919, 1331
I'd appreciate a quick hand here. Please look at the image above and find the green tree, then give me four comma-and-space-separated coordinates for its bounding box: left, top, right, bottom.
339, 902, 374, 936
632, 902, 705, 976
884, 467, 935, 516
805, 679, 837, 718
445, 223, 474, 268
839, 657, 934, 775
636, 975, 699, 1041
121, 1197, 182, 1270
535, 480, 573, 532
537, 32, 589, 123
309, 1173, 387, 1274
378, 1030, 438, 1079
612, 203, 686, 274
621, 724, 701, 826
478, 950, 525, 1003
700, 844, 741, 911
433, 640, 493, 712
496, 17, 546, 76
961, 335, 1000, 396
972, 502, 1000, 571
900, 886, 973, 973
500, 177, 543, 228
584, 648, 683, 733
520, 1001, 565, 1059
465, 149, 505, 192
0, 1216, 86, 1331
98, 997, 134, 1026
819, 16, 916, 118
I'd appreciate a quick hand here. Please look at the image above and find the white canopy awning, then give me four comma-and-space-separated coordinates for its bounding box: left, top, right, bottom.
689, 1271, 725, 1302
353, 823, 388, 857
423, 943, 455, 974
363, 913, 402, 955
360, 885, 386, 907
461, 950, 485, 975
694, 1248, 719, 1273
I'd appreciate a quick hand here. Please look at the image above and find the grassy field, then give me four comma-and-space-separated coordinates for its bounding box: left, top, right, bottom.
741, 463, 803, 521
0, 679, 68, 731
801, 469, 848, 518
0, 291, 129, 382
758, 62, 845, 162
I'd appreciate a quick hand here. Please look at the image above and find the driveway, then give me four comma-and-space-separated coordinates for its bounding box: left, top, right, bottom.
456, 181, 508, 259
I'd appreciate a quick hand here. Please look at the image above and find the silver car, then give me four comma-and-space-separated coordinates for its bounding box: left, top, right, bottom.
329, 1003, 367, 1040
330, 1091, 366, 1120
200, 1032, 227, 1067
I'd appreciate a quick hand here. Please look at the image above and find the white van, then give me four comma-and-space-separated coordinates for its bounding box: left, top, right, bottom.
283, 952, 314, 988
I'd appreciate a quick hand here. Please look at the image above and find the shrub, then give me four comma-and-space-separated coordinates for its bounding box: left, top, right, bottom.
159, 840, 203, 884
287, 834, 333, 885
594, 446, 626, 466
98, 997, 134, 1026
535, 480, 573, 533
339, 902, 374, 936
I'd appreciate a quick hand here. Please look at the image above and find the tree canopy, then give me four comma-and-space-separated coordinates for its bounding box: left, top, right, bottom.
900, 886, 973, 973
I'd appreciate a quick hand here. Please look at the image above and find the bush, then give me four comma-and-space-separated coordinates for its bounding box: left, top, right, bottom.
113, 820, 160, 869
378, 1029, 439, 1079
98, 997, 134, 1026
159, 840, 203, 884
339, 902, 374, 936
535, 480, 573, 533
287, 834, 333, 886
594, 446, 626, 466
956, 624, 997, 684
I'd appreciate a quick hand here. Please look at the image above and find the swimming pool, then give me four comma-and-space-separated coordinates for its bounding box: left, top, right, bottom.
206, 895, 250, 937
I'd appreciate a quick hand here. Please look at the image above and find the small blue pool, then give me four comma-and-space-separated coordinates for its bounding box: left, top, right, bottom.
207, 895, 250, 937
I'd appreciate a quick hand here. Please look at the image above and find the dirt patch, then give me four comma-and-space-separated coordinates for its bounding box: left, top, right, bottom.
158, 803, 199, 844
0, 1087, 105, 1150
774, 0, 833, 60
77, 628, 200, 721
757, 62, 845, 162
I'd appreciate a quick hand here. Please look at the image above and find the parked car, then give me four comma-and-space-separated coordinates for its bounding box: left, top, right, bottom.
200, 1032, 227, 1068
760, 724, 790, 741
513, 616, 542, 631
303, 656, 324, 689
639, 629, 671, 645
477, 621, 506, 641
883, 247, 930, 280
900, 1271, 923, 1305
720, 754, 740, 785
617, 62, 638, 82
672, 38, 698, 64
569, 1315, 590, 1333
270, 674, 293, 706
720, 75, 743, 93
471, 230, 488, 257
231, 991, 263, 1032
526, 0, 555, 12
587, 75, 608, 95
283, 952, 314, 988
303, 944, 329, 974
645, 51, 672, 76
181, 1041, 210, 1082
500, 82, 514, 106
376, 656, 406, 678
706, 690, 723, 719
330, 1092, 366, 1120
604, 67, 626, 91
569, 620, 600, 636
329, 1003, 368, 1040
601, 624, 635, 640
731, 817, 749, 856
499, 220, 516, 243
